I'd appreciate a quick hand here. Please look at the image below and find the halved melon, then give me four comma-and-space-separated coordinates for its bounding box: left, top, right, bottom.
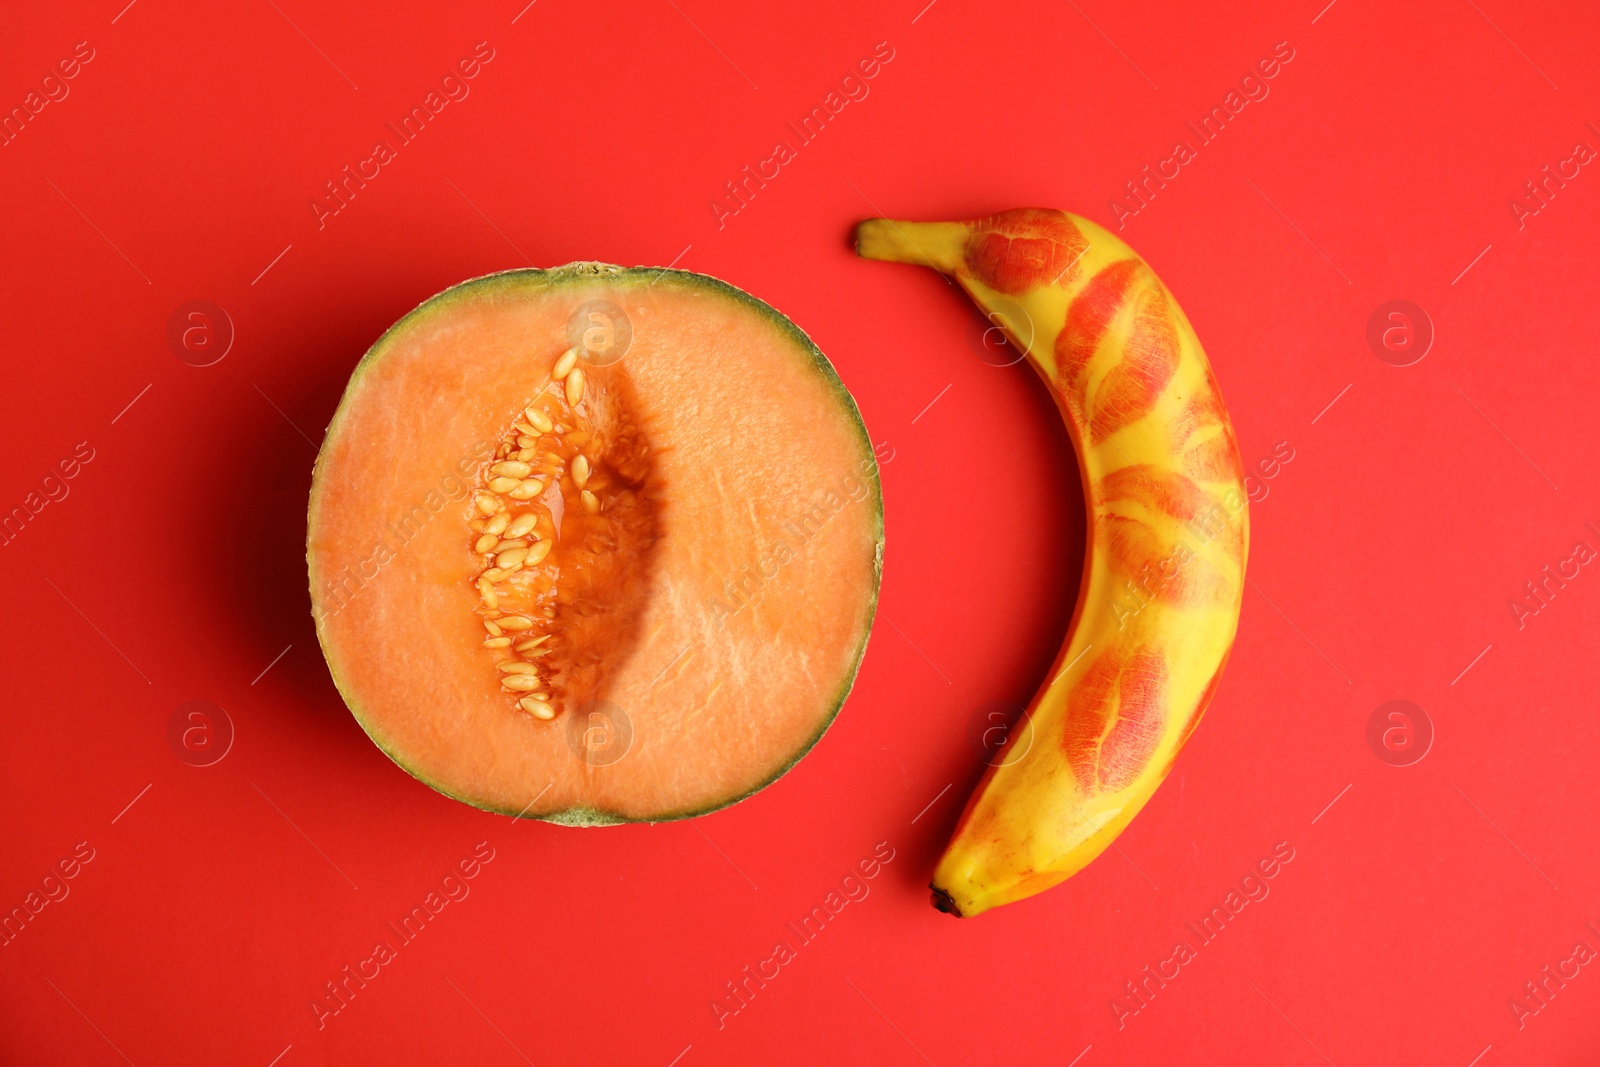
307, 265, 882, 824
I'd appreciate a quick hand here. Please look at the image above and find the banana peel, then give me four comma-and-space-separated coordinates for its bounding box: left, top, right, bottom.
857, 209, 1248, 917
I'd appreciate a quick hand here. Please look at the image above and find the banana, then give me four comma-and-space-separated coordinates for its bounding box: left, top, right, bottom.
857, 208, 1248, 917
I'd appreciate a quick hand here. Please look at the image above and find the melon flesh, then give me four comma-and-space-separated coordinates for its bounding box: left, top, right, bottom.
308, 265, 882, 823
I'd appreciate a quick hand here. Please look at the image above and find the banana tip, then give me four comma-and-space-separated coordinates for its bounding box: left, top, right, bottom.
929, 884, 965, 917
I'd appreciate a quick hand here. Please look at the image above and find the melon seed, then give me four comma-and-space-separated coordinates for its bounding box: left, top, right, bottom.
524, 407, 554, 432
491, 460, 532, 478
497, 661, 539, 674
519, 697, 556, 719
485, 514, 510, 536
552, 347, 579, 380
482, 637, 511, 649
502, 675, 542, 692
474, 533, 498, 553
505, 513, 539, 538
581, 489, 600, 514
497, 616, 534, 631
571, 454, 590, 489
525, 539, 554, 566
566, 367, 585, 406
496, 547, 529, 569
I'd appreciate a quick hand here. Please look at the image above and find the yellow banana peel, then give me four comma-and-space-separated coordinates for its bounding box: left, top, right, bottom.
857, 209, 1248, 917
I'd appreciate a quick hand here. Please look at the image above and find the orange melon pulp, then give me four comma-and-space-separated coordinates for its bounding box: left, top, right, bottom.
307, 265, 883, 823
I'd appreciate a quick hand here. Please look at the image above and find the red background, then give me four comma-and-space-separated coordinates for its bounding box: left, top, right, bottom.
3, 0, 1598, 1063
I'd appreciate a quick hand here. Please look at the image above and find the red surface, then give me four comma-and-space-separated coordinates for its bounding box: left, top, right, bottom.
3, 1, 1598, 1064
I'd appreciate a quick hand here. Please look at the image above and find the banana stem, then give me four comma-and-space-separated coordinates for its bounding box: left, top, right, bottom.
854, 218, 967, 273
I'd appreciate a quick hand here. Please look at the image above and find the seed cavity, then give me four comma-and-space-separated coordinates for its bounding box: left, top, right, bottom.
471, 341, 660, 725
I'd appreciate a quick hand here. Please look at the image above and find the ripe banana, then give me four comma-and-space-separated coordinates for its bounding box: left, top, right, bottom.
857, 209, 1248, 917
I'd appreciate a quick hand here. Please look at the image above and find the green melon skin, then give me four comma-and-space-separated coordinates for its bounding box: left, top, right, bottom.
308, 263, 884, 824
